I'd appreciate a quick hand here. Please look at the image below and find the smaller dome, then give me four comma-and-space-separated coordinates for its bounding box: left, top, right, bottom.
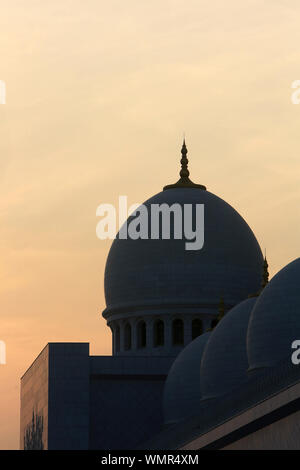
200, 298, 257, 400
247, 257, 300, 371
163, 332, 210, 425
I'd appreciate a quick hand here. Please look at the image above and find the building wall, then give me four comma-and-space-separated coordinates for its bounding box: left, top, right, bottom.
47, 343, 90, 450
223, 409, 300, 450
20, 343, 174, 450
178, 380, 300, 451
20, 345, 49, 449
89, 377, 166, 449
20, 343, 90, 450
89, 355, 174, 449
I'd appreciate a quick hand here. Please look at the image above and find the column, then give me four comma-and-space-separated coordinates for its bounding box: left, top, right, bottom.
146, 316, 154, 353
130, 318, 137, 353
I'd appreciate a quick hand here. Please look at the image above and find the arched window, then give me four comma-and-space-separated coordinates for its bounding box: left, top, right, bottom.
172, 319, 184, 345
137, 321, 146, 348
124, 323, 132, 350
153, 320, 164, 347
115, 325, 120, 352
192, 319, 202, 340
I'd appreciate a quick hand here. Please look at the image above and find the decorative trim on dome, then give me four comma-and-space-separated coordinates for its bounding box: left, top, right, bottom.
163, 139, 207, 191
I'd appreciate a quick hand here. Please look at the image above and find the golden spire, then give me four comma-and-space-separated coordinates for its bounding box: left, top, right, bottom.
163, 139, 206, 191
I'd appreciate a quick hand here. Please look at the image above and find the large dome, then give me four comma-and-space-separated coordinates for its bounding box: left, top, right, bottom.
200, 297, 257, 400
247, 257, 300, 371
163, 332, 211, 425
103, 187, 263, 320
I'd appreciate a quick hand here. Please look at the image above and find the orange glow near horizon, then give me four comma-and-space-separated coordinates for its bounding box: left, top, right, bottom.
0, 0, 300, 449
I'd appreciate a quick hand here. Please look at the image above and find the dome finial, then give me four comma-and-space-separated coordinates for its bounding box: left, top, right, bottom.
248, 252, 269, 298
163, 139, 207, 191
261, 252, 269, 290
180, 138, 189, 179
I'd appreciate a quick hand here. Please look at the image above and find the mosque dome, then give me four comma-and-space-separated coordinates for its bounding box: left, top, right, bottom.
200, 297, 257, 400
103, 142, 264, 322
163, 332, 211, 425
247, 257, 300, 372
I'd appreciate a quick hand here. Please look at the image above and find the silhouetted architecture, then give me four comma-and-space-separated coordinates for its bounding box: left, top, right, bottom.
20, 142, 300, 449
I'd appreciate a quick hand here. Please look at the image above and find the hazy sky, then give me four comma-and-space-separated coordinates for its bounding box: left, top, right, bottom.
0, 0, 300, 449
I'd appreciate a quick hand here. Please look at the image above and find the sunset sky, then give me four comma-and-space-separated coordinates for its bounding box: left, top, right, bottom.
0, 0, 300, 449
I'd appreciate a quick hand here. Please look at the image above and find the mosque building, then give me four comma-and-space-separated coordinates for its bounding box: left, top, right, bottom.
20, 142, 300, 450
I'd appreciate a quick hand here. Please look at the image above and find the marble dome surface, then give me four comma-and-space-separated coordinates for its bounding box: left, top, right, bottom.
103, 187, 263, 320
163, 332, 211, 425
247, 257, 300, 371
200, 297, 257, 400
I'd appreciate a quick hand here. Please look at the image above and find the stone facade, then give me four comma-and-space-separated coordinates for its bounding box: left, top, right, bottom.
20, 343, 174, 449
20, 345, 49, 450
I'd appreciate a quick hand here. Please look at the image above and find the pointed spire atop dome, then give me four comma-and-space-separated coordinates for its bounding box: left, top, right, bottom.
261, 253, 269, 290
248, 252, 270, 298
163, 139, 206, 191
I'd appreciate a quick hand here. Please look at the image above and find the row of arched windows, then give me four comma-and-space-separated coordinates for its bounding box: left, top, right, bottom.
114, 318, 204, 352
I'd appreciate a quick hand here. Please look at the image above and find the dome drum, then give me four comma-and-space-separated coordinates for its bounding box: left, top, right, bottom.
108, 314, 215, 357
